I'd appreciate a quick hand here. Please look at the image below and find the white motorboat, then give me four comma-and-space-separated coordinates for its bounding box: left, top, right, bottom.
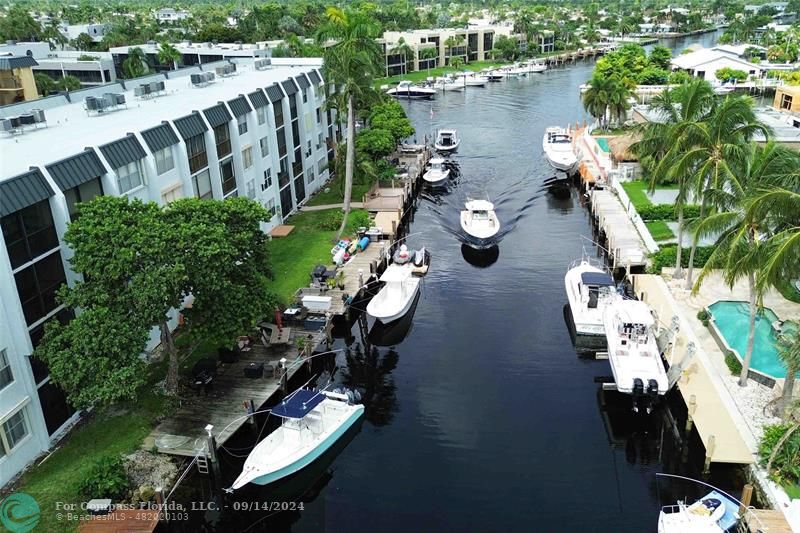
460, 199, 500, 248
603, 300, 669, 412
455, 71, 488, 86
423, 157, 450, 186
564, 259, 621, 336
367, 264, 421, 323
483, 69, 504, 82
387, 80, 436, 100
527, 62, 547, 73
434, 129, 460, 153
231, 388, 364, 489
659, 490, 740, 532
509, 64, 529, 76
432, 77, 465, 92
713, 85, 735, 95
543, 126, 579, 173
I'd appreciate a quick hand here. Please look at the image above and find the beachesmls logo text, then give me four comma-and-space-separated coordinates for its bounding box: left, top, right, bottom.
0, 492, 40, 533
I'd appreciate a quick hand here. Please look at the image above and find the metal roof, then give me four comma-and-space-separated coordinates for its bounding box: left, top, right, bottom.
295, 74, 310, 89
45, 149, 107, 191
0, 56, 39, 70
203, 104, 232, 128
308, 70, 321, 85
0, 168, 54, 217
140, 122, 179, 153
98, 134, 146, 170
227, 95, 252, 117
281, 79, 298, 96
248, 89, 268, 109
173, 112, 207, 140
265, 84, 283, 103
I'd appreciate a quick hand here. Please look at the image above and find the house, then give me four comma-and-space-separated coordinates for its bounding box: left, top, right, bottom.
0, 55, 39, 106
155, 8, 191, 23
670, 48, 763, 81
774, 85, 800, 113
58, 23, 111, 43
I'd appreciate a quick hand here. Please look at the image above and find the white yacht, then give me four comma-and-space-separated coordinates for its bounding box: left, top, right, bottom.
387, 80, 436, 100
564, 259, 621, 336
434, 129, 460, 153
432, 77, 465, 92
527, 61, 547, 73
455, 71, 488, 86
603, 300, 669, 412
659, 490, 740, 533
367, 264, 421, 323
422, 158, 451, 186
543, 126, 579, 173
483, 69, 504, 82
231, 389, 364, 489
460, 199, 500, 248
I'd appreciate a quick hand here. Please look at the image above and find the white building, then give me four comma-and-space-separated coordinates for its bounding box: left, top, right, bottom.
109, 41, 271, 76
0, 58, 337, 487
0, 41, 117, 88
58, 23, 112, 43
154, 8, 191, 23
670, 48, 763, 81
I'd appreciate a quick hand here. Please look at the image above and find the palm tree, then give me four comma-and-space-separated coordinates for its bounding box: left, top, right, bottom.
631, 80, 715, 279
581, 75, 631, 130
389, 37, 414, 75
157, 41, 181, 71
317, 7, 382, 241
34, 73, 56, 96
418, 46, 438, 73
56, 75, 81, 92
748, 186, 800, 290
122, 47, 150, 79
693, 142, 796, 386
777, 332, 800, 419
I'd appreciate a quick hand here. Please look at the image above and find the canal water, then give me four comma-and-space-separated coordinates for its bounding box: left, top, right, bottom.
169, 31, 745, 532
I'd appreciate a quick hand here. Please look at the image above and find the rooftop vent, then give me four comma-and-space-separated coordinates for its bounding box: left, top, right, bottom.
0, 108, 46, 136
190, 72, 216, 87
215, 63, 237, 77
254, 58, 272, 71
85, 93, 126, 116
133, 80, 166, 99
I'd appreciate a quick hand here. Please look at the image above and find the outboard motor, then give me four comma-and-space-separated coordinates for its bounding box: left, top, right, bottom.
632, 378, 644, 413
646, 379, 659, 414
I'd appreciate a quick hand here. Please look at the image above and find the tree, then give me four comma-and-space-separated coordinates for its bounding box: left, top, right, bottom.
491, 35, 520, 61
368, 100, 414, 144
648, 45, 673, 70
356, 128, 395, 158
56, 75, 82, 92
389, 37, 413, 75
317, 7, 382, 241
34, 73, 56, 96
0, 6, 43, 42
157, 41, 181, 71
42, 20, 67, 51
72, 32, 95, 51
777, 332, 800, 420
715, 67, 748, 82
581, 75, 631, 129
746, 187, 800, 296
123, 47, 150, 79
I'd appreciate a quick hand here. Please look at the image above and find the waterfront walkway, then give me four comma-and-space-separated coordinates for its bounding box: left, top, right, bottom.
590, 189, 649, 270
300, 202, 365, 212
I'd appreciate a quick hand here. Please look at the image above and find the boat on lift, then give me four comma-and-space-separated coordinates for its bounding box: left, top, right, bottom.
460, 198, 500, 248
564, 258, 622, 337
386, 80, 436, 100
543, 126, 579, 173
434, 129, 460, 153
423, 157, 451, 186
603, 300, 669, 413
367, 264, 421, 323
231, 388, 364, 489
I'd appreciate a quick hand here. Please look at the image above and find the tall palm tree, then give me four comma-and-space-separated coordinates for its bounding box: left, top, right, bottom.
680, 95, 770, 289
122, 46, 150, 79
581, 75, 631, 129
389, 37, 414, 75
157, 41, 181, 71
317, 7, 382, 241
693, 142, 796, 387
631, 80, 715, 278
777, 332, 800, 420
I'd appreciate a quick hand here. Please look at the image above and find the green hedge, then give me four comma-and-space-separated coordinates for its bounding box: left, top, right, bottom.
724, 350, 742, 374
637, 203, 700, 221
647, 245, 714, 273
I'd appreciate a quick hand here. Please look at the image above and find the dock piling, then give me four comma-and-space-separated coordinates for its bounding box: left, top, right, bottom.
685, 394, 696, 433
155, 487, 167, 523
205, 424, 222, 481
703, 435, 716, 474
739, 484, 753, 516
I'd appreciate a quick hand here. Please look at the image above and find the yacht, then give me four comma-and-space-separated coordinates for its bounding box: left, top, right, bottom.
460, 199, 500, 248
434, 129, 460, 153
483, 69, 504, 82
603, 300, 669, 413
659, 490, 740, 532
432, 77, 465, 92
231, 388, 364, 489
387, 80, 436, 100
423, 158, 451, 186
527, 61, 547, 73
543, 126, 579, 173
455, 71, 488, 86
367, 264, 421, 323
564, 259, 621, 337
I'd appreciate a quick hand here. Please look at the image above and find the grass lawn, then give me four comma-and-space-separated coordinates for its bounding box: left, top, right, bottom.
645, 220, 675, 241
305, 174, 372, 207
784, 483, 800, 499
267, 209, 368, 304
776, 277, 800, 304
621, 180, 680, 210
377, 60, 509, 87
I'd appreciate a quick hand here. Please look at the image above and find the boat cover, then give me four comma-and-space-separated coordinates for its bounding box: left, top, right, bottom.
465, 199, 494, 212
273, 389, 325, 419
581, 272, 614, 286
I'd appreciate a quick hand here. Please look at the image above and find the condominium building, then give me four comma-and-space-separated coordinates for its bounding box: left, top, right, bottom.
1, 42, 117, 88
0, 57, 336, 487
109, 42, 271, 77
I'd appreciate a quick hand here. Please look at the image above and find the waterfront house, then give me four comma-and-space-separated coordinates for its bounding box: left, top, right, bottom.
670, 48, 763, 82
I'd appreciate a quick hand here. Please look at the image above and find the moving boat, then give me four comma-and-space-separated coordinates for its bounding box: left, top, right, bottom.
387, 80, 436, 100
543, 126, 579, 173
434, 129, 460, 153
231, 388, 364, 489
460, 199, 500, 248
366, 264, 421, 323
659, 490, 740, 532
564, 259, 621, 337
603, 300, 669, 413
423, 158, 451, 186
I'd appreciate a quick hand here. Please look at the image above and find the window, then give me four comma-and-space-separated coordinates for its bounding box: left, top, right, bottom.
306, 171, 314, 184
307, 140, 312, 155
0, 349, 13, 390
2, 408, 29, 452
265, 198, 276, 217
154, 146, 175, 174
245, 179, 255, 199
781, 93, 793, 110
237, 114, 248, 135
14, 251, 67, 326
242, 146, 253, 169
192, 169, 213, 200
277, 128, 287, 158
261, 170, 273, 191
316, 108, 321, 124
317, 132, 323, 150
302, 90, 307, 103
219, 158, 237, 197
2, 201, 59, 269
64, 178, 103, 219
213, 124, 231, 158
318, 157, 327, 175
257, 106, 267, 125
274, 104, 284, 129
186, 134, 208, 174
116, 161, 144, 194
161, 183, 182, 204
260, 136, 269, 158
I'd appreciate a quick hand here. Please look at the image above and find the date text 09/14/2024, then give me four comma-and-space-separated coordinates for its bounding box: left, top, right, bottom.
192, 501, 305, 512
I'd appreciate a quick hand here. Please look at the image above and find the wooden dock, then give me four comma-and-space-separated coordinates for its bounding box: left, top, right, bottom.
590, 189, 649, 270
744, 509, 793, 532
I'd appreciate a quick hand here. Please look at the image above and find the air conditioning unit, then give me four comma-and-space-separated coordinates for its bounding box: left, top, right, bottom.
156, 80, 165, 91
31, 109, 45, 123
148, 81, 159, 93
85, 96, 99, 110
254, 58, 271, 71
134, 86, 145, 97
19, 114, 35, 125
114, 93, 126, 105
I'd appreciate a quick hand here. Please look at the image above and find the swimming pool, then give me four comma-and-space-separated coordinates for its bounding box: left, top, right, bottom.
596, 138, 610, 153
707, 301, 788, 378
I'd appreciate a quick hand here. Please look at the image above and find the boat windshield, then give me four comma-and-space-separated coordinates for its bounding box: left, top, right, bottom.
472, 210, 489, 220
550, 135, 571, 143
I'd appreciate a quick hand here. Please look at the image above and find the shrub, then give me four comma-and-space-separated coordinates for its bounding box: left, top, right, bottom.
349, 210, 371, 230
724, 350, 742, 375
759, 424, 800, 484
702, 318, 710, 327
696, 310, 709, 321
314, 210, 343, 231
637, 203, 701, 221
647, 245, 714, 273
78, 455, 130, 500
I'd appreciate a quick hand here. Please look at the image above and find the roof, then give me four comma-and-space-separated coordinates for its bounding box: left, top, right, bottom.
140, 122, 179, 153
464, 199, 494, 212
203, 103, 232, 128
271, 389, 325, 419
581, 271, 615, 286
671, 48, 760, 71
265, 84, 283, 103
308, 70, 321, 85
98, 134, 146, 170
173, 112, 208, 140
281, 79, 298, 96
45, 149, 106, 191
608, 134, 640, 162
227, 95, 252, 117
295, 74, 310, 89
248, 89, 268, 108
0, 55, 38, 70
0, 168, 53, 217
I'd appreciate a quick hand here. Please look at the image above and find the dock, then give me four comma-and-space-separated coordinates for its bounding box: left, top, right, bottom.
745, 509, 793, 532
542, 47, 609, 67
590, 189, 649, 270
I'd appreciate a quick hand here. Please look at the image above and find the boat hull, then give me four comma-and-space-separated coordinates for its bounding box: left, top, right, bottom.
368, 282, 420, 324
388, 90, 434, 100
248, 406, 365, 486
434, 141, 459, 153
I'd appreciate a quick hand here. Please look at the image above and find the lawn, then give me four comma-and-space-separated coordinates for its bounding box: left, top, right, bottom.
377, 60, 510, 86
645, 220, 675, 241
266, 209, 369, 304
305, 174, 372, 207
621, 180, 680, 210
